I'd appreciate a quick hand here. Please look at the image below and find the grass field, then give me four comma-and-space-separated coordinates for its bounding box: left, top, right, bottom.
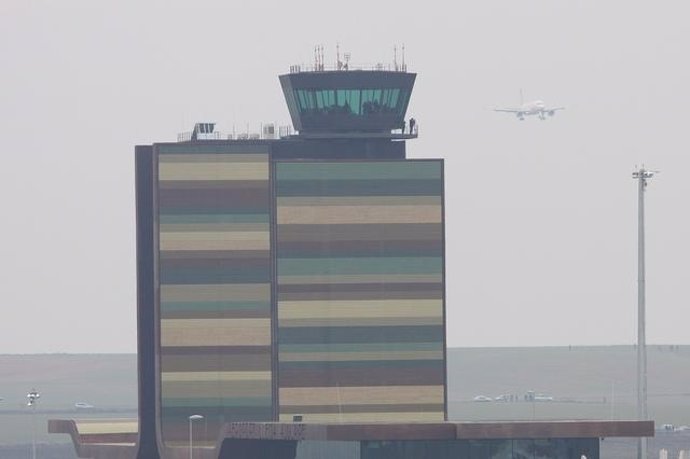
1, 346, 689, 447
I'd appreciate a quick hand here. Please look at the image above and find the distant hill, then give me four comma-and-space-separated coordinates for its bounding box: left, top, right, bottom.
1, 346, 689, 446
447, 345, 690, 425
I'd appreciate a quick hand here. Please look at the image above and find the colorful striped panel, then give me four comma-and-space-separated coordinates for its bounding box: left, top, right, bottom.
156, 147, 272, 446
276, 160, 445, 422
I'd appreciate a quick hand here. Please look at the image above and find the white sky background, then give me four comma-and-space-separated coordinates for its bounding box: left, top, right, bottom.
1, 1, 688, 353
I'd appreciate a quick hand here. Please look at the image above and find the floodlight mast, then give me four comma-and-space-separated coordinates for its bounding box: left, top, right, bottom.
27, 389, 40, 459
632, 166, 655, 459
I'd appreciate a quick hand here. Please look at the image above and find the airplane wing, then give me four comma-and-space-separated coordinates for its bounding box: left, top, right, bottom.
546, 107, 565, 111
494, 108, 522, 113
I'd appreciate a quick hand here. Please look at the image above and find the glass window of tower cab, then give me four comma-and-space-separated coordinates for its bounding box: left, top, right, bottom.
48, 53, 653, 459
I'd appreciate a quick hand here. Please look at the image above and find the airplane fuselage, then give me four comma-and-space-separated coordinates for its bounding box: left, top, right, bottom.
521, 100, 546, 114
514, 101, 556, 120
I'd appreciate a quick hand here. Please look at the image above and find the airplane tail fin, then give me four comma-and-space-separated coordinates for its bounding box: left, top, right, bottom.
519, 88, 524, 106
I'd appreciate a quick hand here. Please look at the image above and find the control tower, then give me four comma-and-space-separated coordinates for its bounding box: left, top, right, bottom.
280, 69, 417, 137
49, 56, 654, 459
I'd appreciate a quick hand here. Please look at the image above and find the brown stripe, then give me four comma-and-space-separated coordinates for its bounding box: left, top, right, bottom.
279, 367, 444, 387
161, 284, 270, 302
159, 180, 268, 190
279, 403, 444, 414
277, 223, 442, 242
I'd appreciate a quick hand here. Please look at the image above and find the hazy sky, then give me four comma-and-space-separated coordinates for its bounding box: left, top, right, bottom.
1, 1, 689, 353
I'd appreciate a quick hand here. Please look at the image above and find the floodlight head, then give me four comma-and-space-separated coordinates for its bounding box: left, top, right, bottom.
188, 414, 204, 421
633, 168, 657, 180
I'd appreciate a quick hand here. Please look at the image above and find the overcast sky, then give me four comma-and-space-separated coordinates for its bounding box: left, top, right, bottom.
1, 1, 688, 353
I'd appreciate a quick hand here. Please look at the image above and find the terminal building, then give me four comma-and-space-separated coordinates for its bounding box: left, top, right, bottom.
50, 59, 652, 459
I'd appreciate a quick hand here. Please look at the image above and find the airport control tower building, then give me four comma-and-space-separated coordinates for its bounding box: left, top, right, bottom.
135, 63, 446, 456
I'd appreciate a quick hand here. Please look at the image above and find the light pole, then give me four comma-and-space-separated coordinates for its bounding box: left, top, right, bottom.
188, 414, 204, 459
27, 389, 40, 459
632, 166, 655, 459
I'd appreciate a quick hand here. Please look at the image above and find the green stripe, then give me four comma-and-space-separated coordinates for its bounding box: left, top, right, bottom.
280, 325, 443, 345
159, 213, 269, 224
160, 208, 267, 216
279, 342, 443, 353
161, 301, 271, 313
161, 223, 269, 232
276, 161, 442, 181
278, 257, 442, 276
276, 179, 442, 197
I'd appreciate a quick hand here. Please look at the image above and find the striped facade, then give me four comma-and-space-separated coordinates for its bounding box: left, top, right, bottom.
275, 160, 446, 422
155, 145, 273, 446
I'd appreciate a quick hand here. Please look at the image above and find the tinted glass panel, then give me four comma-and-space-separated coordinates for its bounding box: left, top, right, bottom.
292, 88, 409, 117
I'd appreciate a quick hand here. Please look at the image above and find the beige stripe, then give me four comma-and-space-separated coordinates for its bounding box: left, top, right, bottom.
277, 196, 442, 207
278, 205, 441, 225
162, 380, 271, 398
159, 231, 269, 251
278, 274, 442, 285
161, 371, 271, 382
161, 318, 270, 346
280, 385, 443, 406
278, 412, 444, 422
159, 162, 268, 181
161, 283, 270, 302
279, 350, 444, 362
75, 421, 138, 435
279, 299, 442, 320
160, 223, 269, 232
279, 316, 442, 328
159, 154, 268, 163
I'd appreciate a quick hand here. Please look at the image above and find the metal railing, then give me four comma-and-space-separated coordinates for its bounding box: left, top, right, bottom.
177, 125, 294, 142
289, 62, 409, 74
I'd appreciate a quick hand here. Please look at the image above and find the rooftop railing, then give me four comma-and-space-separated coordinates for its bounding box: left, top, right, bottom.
177, 124, 294, 142
289, 62, 409, 74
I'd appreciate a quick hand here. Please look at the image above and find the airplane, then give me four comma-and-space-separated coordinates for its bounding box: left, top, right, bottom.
495, 92, 565, 120
74, 402, 94, 409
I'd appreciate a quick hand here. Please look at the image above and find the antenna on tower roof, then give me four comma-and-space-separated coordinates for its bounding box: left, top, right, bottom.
336, 43, 342, 70
401, 44, 407, 72
394, 45, 398, 72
